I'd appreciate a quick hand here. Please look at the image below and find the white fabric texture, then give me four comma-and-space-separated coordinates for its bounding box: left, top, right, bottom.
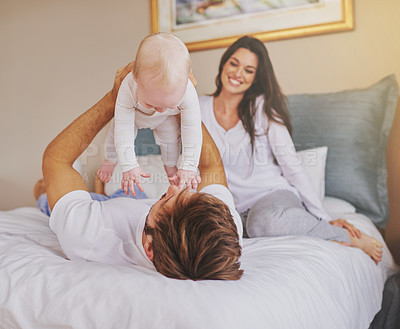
296, 146, 328, 201
49, 185, 243, 268
0, 205, 396, 329
110, 72, 202, 172
199, 95, 331, 221
323, 196, 357, 215
49, 190, 155, 269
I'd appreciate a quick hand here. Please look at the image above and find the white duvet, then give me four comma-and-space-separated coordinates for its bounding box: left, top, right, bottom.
0, 200, 397, 329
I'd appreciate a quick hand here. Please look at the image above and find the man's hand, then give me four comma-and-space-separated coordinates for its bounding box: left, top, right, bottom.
121, 166, 151, 196
189, 71, 198, 88
111, 62, 134, 100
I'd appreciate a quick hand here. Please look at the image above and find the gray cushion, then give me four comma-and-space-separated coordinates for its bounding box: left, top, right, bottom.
288, 75, 399, 227
134, 128, 160, 156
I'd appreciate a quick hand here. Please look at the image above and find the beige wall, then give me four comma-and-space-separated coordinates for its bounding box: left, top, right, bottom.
1, 0, 399, 210
0, 0, 150, 209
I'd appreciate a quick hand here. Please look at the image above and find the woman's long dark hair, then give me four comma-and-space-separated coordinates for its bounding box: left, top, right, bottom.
213, 36, 292, 152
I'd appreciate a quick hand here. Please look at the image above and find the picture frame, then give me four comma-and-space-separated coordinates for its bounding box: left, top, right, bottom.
150, 0, 354, 52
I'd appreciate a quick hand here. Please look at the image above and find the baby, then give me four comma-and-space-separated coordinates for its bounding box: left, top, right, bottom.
97, 33, 202, 196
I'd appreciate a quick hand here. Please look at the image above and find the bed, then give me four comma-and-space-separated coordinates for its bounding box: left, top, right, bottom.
0, 202, 396, 329
1, 76, 399, 329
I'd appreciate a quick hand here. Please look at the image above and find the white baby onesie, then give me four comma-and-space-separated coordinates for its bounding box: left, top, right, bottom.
105, 72, 202, 173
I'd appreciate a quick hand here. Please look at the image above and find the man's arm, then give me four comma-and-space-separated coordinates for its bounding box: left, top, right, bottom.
197, 123, 227, 191
42, 63, 132, 210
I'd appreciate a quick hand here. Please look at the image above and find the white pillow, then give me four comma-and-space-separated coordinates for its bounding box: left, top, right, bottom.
105, 146, 328, 200
296, 146, 328, 201
322, 196, 356, 214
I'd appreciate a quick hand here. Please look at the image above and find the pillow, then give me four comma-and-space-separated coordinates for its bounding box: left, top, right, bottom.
288, 75, 399, 227
296, 146, 327, 201
322, 196, 356, 215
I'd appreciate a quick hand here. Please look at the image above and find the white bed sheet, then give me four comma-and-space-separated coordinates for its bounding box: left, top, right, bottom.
0, 204, 397, 329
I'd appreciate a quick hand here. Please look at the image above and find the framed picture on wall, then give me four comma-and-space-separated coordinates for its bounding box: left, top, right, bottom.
150, 0, 354, 51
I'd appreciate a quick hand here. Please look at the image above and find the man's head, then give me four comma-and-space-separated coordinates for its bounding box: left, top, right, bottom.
133, 33, 191, 113
142, 185, 243, 281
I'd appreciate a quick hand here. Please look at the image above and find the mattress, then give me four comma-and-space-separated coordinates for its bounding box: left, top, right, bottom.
0, 200, 397, 329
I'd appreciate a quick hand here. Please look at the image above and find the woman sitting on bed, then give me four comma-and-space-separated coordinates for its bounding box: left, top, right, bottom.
199, 35, 383, 264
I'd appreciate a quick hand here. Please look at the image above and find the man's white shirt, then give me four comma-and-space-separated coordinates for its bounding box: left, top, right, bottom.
49, 185, 243, 270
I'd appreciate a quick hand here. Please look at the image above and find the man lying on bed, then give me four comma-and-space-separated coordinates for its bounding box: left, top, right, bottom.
41, 63, 243, 281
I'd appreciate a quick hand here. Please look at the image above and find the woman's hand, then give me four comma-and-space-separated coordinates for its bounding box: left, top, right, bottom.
329, 218, 361, 239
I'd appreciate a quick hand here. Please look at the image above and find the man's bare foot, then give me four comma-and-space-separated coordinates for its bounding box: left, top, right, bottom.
33, 179, 46, 200
97, 160, 117, 183
349, 232, 383, 264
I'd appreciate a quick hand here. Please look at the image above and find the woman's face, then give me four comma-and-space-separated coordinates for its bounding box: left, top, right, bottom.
220, 47, 258, 95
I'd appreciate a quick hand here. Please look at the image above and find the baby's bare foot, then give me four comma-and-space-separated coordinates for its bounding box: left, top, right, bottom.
97, 160, 117, 183
349, 232, 383, 264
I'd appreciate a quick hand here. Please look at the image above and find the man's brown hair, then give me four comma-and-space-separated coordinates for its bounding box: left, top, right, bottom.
149, 191, 243, 280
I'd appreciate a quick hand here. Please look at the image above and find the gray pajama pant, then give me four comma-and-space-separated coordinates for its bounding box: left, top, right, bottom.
240, 190, 350, 244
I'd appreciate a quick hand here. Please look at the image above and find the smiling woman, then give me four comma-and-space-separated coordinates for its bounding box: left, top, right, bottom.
199, 35, 383, 264
219, 48, 258, 98
211, 35, 292, 151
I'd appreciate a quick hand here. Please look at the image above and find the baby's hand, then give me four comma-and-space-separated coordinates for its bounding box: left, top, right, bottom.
121, 166, 150, 196
164, 165, 178, 180
97, 160, 117, 183
168, 169, 201, 190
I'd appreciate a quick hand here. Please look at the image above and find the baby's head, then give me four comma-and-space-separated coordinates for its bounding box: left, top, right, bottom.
133, 33, 190, 113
